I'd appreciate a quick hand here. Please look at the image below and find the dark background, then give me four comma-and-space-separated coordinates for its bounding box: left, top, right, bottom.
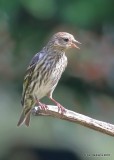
0, 0, 114, 160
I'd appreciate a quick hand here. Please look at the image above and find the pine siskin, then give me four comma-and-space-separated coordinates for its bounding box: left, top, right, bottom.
17, 32, 81, 126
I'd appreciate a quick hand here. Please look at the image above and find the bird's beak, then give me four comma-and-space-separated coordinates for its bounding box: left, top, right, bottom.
71, 39, 81, 49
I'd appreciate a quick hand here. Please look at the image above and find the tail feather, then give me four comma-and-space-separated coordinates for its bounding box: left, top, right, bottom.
17, 109, 31, 127
24, 111, 31, 127
17, 110, 26, 126
18, 96, 34, 126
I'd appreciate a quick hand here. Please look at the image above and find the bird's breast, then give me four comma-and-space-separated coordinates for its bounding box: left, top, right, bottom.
30, 54, 67, 99
48, 54, 67, 84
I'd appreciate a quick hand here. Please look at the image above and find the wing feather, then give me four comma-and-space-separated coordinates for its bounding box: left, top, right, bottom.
21, 51, 44, 105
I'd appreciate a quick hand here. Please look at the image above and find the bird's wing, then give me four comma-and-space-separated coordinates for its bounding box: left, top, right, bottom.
21, 51, 44, 106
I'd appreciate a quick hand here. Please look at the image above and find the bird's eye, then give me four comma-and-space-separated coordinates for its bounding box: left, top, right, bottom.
63, 38, 69, 42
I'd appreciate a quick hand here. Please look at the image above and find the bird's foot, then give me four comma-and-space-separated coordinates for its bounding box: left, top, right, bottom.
56, 103, 66, 115
35, 98, 48, 111
48, 96, 66, 115
39, 102, 48, 111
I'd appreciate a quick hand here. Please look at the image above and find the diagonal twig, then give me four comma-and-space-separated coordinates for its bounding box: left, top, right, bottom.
32, 105, 114, 137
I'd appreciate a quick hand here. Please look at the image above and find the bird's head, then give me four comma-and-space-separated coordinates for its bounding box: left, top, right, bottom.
49, 32, 81, 51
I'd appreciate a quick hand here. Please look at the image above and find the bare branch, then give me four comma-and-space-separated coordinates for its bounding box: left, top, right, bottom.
32, 105, 114, 137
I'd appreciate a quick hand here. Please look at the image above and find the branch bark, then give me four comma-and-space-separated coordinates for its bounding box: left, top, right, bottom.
32, 105, 114, 137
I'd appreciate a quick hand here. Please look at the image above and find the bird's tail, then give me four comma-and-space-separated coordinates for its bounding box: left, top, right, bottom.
17, 109, 31, 127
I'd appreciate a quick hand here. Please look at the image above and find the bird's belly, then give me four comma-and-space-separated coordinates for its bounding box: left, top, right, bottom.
33, 80, 52, 99
32, 71, 61, 99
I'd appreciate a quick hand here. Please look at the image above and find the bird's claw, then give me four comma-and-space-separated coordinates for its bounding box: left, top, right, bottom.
39, 103, 48, 111
57, 103, 66, 115
35, 97, 48, 111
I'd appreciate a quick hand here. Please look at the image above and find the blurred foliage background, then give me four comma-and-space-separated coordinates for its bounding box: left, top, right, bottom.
0, 0, 114, 160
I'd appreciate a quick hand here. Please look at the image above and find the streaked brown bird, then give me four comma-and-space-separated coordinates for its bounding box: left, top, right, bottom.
17, 32, 81, 127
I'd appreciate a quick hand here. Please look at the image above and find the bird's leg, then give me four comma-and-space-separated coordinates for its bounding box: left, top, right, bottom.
35, 97, 48, 110
47, 94, 66, 114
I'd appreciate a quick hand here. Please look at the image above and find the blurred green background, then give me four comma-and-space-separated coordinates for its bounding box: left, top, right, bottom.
0, 0, 114, 159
